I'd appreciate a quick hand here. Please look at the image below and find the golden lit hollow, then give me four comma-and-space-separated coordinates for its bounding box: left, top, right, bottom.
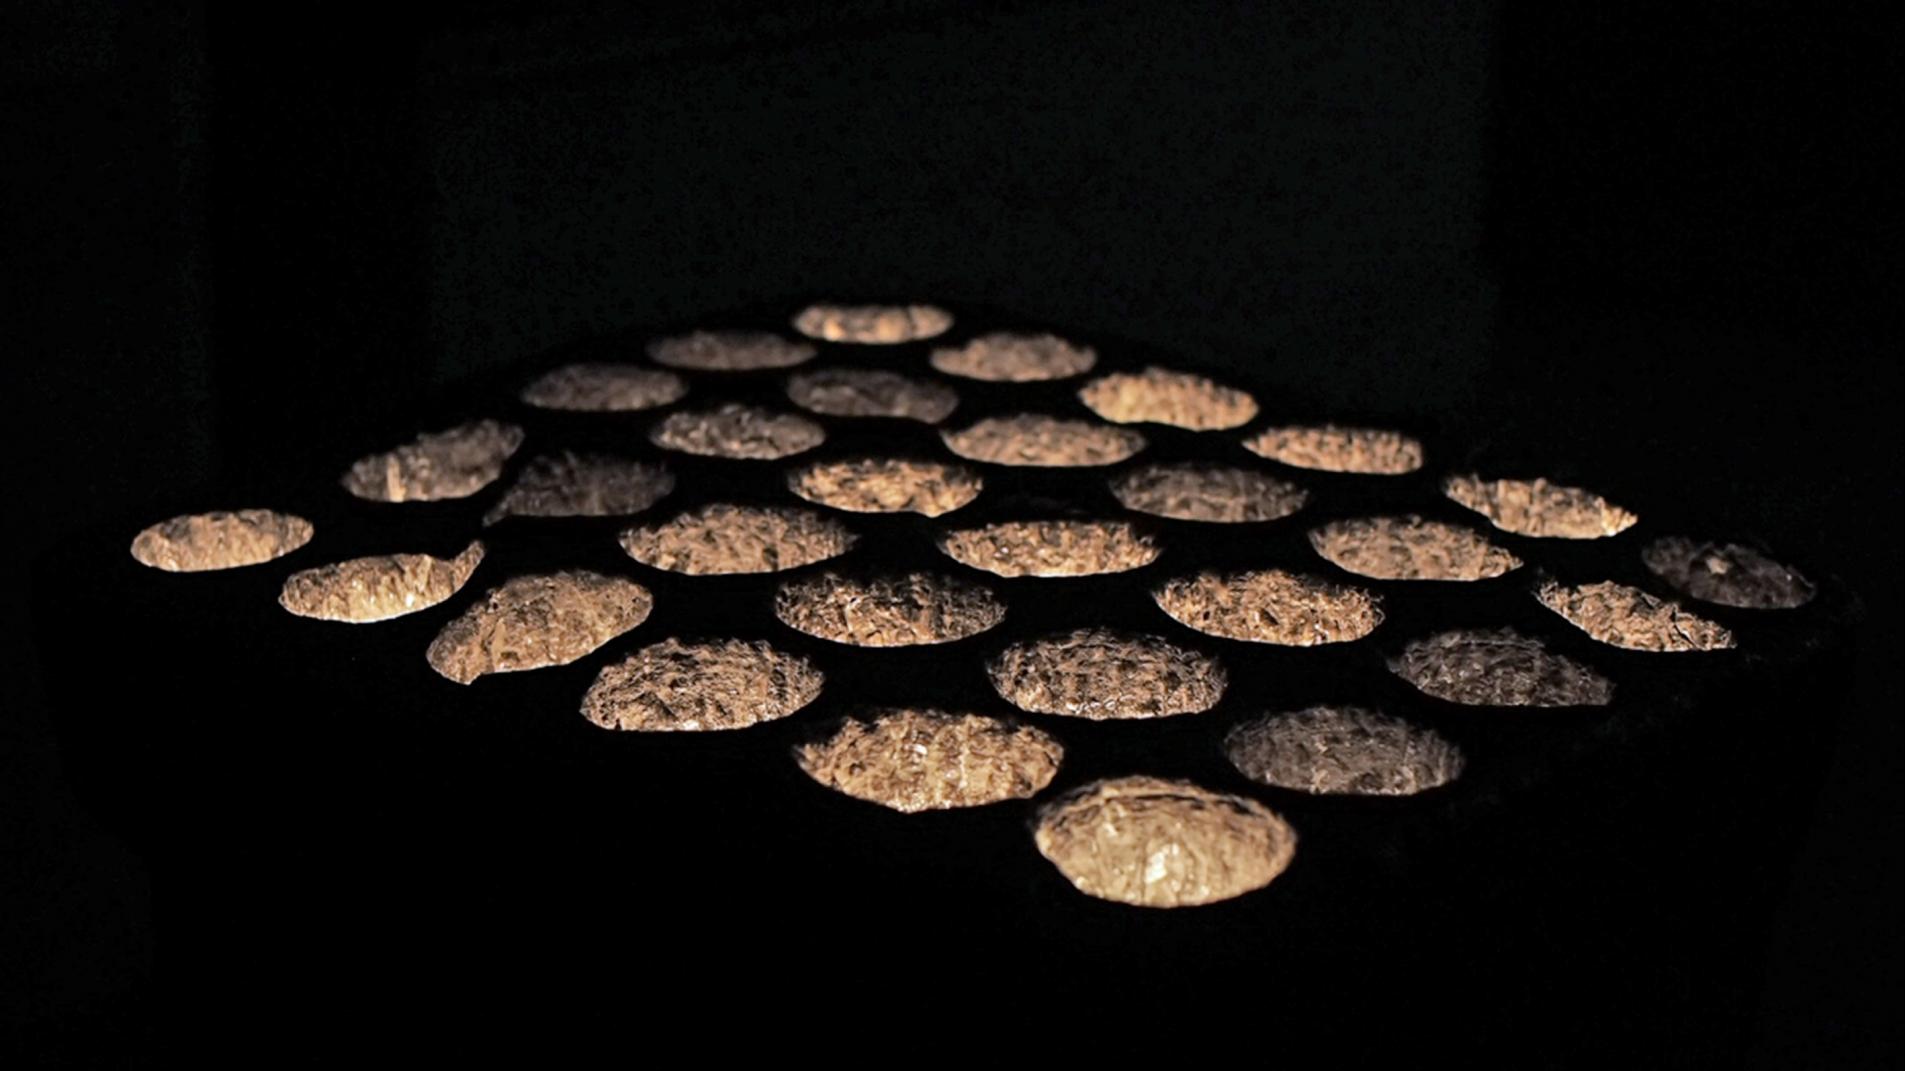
938, 519, 1159, 578
796, 710, 1064, 812
519, 363, 687, 411
426, 571, 653, 685
1442, 474, 1637, 539
1108, 463, 1308, 524
791, 303, 953, 344
1033, 776, 1297, 908
1388, 628, 1614, 707
1153, 569, 1383, 646
786, 457, 983, 517
279, 541, 484, 623
988, 628, 1225, 719
785, 368, 959, 422
581, 638, 823, 732
646, 330, 816, 371
929, 332, 1097, 382
774, 572, 1005, 647
648, 403, 825, 460
1307, 516, 1521, 581
130, 509, 314, 572
341, 419, 525, 503
1535, 580, 1736, 652
1225, 706, 1464, 796
1077, 367, 1258, 431
619, 504, 856, 576
483, 453, 674, 525
940, 414, 1145, 467
1242, 425, 1424, 475
1642, 536, 1815, 609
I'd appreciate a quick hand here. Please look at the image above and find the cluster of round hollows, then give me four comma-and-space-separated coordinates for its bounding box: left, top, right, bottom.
131, 301, 1818, 910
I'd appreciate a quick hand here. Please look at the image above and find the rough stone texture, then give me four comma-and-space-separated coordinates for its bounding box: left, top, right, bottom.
1536, 580, 1736, 652
774, 572, 1005, 647
425, 571, 653, 685
279, 541, 485, 623
791, 302, 953, 344
795, 709, 1064, 812
1308, 516, 1521, 581
929, 331, 1097, 381
519, 363, 687, 411
1108, 463, 1308, 523
1642, 536, 1816, 609
1154, 569, 1383, 646
619, 504, 856, 575
581, 638, 823, 731
648, 403, 825, 460
940, 414, 1145, 467
129, 510, 314, 572
1033, 776, 1297, 908
938, 519, 1160, 578
341, 419, 525, 503
787, 457, 983, 517
988, 628, 1225, 719
1077, 366, 1258, 430
1225, 706, 1464, 796
786, 368, 959, 423
1389, 628, 1615, 707
1442, 474, 1638, 539
646, 330, 816, 371
483, 452, 674, 525
1242, 425, 1425, 475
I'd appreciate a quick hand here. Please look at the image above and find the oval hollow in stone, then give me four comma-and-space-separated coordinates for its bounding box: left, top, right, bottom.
1225, 706, 1464, 796
795, 709, 1064, 812
1153, 569, 1383, 646
988, 628, 1225, 720
929, 332, 1097, 382
483, 453, 674, 525
1442, 474, 1637, 540
1108, 463, 1308, 524
774, 572, 1005, 647
1535, 580, 1736, 652
648, 403, 824, 460
426, 571, 652, 685
938, 519, 1160, 578
519, 363, 687, 411
1388, 628, 1615, 707
341, 419, 525, 503
785, 368, 959, 423
1033, 776, 1297, 908
787, 457, 983, 517
581, 638, 823, 732
1242, 425, 1425, 475
1642, 536, 1815, 609
279, 541, 484, 623
791, 303, 953, 344
619, 504, 856, 576
130, 509, 314, 572
940, 414, 1145, 467
1307, 516, 1521, 581
1077, 367, 1258, 431
646, 330, 816, 372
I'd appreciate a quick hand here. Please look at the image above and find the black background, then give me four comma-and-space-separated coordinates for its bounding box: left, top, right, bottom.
3, 1, 1892, 1063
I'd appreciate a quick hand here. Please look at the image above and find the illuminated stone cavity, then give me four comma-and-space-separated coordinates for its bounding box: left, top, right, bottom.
1389, 628, 1614, 707
785, 368, 959, 422
1153, 569, 1383, 646
1033, 776, 1297, 908
279, 541, 484, 623
787, 457, 983, 517
581, 638, 823, 731
938, 519, 1159, 578
1642, 537, 1815, 609
1077, 367, 1258, 431
647, 330, 816, 371
648, 403, 824, 460
929, 332, 1097, 382
774, 572, 1005, 647
519, 363, 687, 411
988, 628, 1225, 720
1225, 706, 1464, 796
1442, 474, 1637, 539
1108, 463, 1308, 523
1242, 425, 1424, 475
1307, 516, 1521, 581
1536, 580, 1736, 652
796, 710, 1064, 812
341, 419, 525, 503
619, 504, 856, 576
483, 452, 674, 525
130, 509, 313, 572
791, 302, 953, 344
425, 571, 652, 684
940, 414, 1145, 467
